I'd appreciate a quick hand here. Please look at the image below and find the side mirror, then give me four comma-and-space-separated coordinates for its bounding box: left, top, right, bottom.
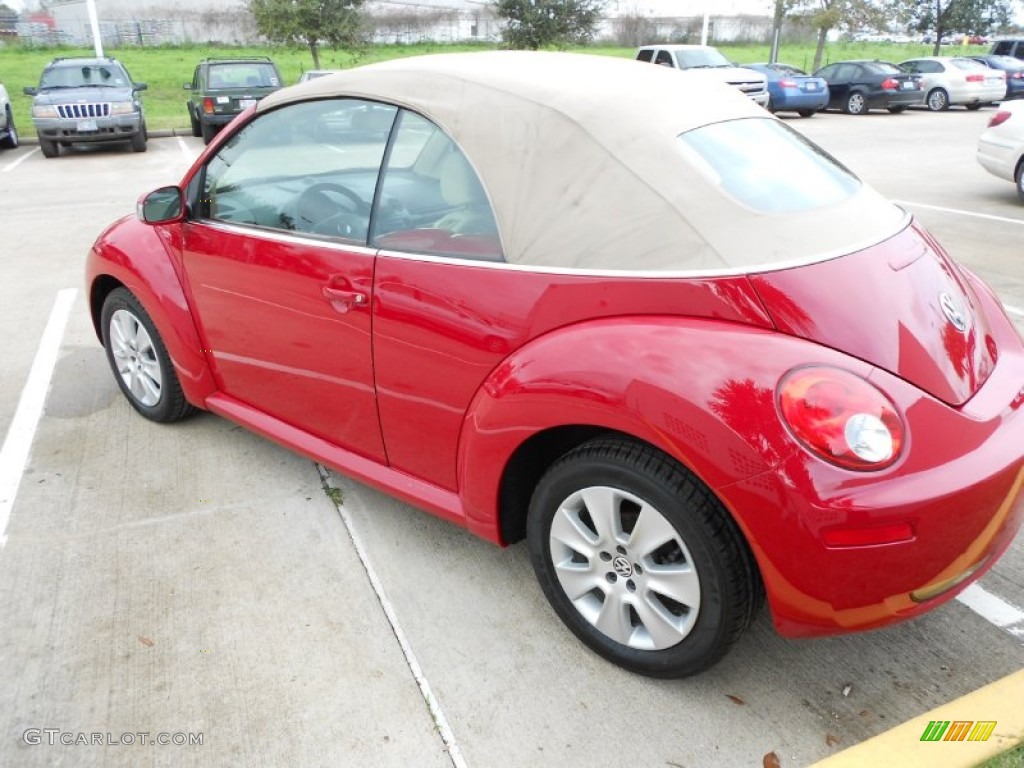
134, 82, 148, 92
183, 83, 193, 90
23, 86, 37, 96
137, 186, 184, 224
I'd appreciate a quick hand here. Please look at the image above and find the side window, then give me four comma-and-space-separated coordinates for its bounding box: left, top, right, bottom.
636, 49, 653, 63
371, 110, 502, 261
655, 50, 674, 67
199, 99, 397, 242
902, 61, 920, 73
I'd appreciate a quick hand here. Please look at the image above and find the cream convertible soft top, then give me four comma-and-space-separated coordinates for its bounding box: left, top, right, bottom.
260, 51, 907, 273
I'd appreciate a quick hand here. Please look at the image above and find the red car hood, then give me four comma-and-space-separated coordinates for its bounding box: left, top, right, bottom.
748, 223, 995, 406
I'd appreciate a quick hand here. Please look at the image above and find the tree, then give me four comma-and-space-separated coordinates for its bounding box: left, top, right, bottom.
803, 0, 888, 70
495, 0, 606, 50
887, 0, 1015, 54
248, 0, 366, 69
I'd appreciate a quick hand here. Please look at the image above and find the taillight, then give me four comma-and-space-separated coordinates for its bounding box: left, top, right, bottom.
203, 97, 215, 115
779, 79, 798, 88
1011, 72, 1024, 80
881, 77, 898, 90
966, 73, 984, 82
777, 367, 904, 471
988, 110, 1012, 127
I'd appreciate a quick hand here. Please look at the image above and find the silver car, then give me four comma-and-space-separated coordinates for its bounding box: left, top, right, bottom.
0, 82, 18, 149
899, 56, 1006, 111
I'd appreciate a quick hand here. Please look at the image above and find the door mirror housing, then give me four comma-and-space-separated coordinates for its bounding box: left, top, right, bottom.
138, 186, 185, 224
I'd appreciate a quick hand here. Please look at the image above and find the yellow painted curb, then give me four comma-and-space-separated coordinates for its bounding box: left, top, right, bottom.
809, 668, 1024, 768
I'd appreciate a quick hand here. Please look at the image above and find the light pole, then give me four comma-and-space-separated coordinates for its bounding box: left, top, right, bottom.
85, 0, 103, 57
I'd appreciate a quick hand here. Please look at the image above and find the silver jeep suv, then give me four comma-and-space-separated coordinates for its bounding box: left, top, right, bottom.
25, 56, 148, 158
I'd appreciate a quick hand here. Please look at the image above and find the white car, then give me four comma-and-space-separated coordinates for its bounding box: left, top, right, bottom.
900, 56, 1006, 111
977, 101, 1024, 201
636, 45, 769, 108
0, 82, 19, 149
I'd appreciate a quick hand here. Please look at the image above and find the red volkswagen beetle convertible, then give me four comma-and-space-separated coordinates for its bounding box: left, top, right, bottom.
87, 52, 1024, 677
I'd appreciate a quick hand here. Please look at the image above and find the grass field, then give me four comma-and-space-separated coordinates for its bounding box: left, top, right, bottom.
0, 39, 989, 135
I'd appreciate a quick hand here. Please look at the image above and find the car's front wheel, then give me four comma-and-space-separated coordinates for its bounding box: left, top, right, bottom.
526, 437, 761, 678
927, 88, 949, 111
844, 91, 867, 115
38, 136, 59, 158
0, 107, 18, 149
131, 123, 148, 153
101, 288, 194, 423
1016, 160, 1024, 203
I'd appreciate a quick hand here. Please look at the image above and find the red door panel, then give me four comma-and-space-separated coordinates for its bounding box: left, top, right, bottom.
181, 223, 386, 462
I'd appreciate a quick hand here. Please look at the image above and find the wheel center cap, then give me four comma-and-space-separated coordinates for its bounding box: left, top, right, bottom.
612, 555, 632, 578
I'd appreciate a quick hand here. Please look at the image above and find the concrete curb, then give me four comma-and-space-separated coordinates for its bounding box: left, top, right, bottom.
810, 668, 1024, 768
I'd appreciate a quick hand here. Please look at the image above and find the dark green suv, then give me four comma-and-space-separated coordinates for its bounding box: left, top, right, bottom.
185, 57, 283, 144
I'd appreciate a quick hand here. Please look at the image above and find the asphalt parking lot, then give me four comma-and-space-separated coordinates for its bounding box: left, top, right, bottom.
0, 106, 1022, 768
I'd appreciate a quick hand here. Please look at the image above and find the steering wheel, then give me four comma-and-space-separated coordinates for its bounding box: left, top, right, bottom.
294, 182, 370, 237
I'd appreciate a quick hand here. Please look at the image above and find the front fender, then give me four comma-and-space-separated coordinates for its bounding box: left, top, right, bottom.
86, 216, 216, 408
456, 316, 875, 542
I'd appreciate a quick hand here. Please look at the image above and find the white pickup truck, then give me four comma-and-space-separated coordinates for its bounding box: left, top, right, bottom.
636, 44, 769, 108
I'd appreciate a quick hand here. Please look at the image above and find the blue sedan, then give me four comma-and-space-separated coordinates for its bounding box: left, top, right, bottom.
746, 63, 830, 116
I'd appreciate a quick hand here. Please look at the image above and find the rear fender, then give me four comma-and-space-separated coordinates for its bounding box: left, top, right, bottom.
87, 216, 216, 408
456, 317, 869, 542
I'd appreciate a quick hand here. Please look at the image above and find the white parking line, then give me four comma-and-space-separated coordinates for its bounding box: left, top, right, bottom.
956, 584, 1024, 643
0, 288, 76, 549
316, 464, 467, 768
895, 199, 1024, 226
1, 147, 40, 173
176, 136, 194, 162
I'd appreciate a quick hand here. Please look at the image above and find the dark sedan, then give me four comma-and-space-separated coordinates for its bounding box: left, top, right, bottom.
970, 54, 1024, 99
746, 63, 829, 116
814, 60, 924, 114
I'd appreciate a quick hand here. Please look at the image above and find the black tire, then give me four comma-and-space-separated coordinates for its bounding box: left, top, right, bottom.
100, 287, 194, 423
200, 120, 217, 145
965, 102, 983, 111
526, 437, 761, 678
765, 96, 776, 114
0, 107, 18, 149
797, 109, 816, 118
131, 123, 148, 153
189, 107, 201, 138
887, 105, 908, 114
1016, 160, 1024, 203
38, 136, 59, 158
926, 88, 949, 111
843, 91, 867, 115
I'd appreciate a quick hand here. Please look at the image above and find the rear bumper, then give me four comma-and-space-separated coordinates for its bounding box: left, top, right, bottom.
977, 133, 1020, 183
722, 294, 1024, 638
868, 90, 924, 109
773, 89, 829, 111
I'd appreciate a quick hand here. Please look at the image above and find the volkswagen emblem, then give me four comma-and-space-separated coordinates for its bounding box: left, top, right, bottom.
612, 555, 633, 578
939, 292, 967, 333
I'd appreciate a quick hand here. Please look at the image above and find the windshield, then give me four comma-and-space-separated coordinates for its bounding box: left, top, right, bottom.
39, 64, 129, 89
674, 49, 732, 68
677, 118, 860, 214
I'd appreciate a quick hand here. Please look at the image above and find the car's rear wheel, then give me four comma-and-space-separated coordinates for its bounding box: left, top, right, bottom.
131, 123, 148, 153
927, 88, 949, 111
189, 108, 201, 138
526, 437, 761, 678
797, 109, 816, 117
1016, 160, 1024, 203
0, 107, 18, 149
765, 96, 776, 113
965, 102, 983, 111
200, 120, 216, 145
38, 136, 59, 158
887, 105, 908, 113
101, 288, 194, 423
843, 91, 867, 115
